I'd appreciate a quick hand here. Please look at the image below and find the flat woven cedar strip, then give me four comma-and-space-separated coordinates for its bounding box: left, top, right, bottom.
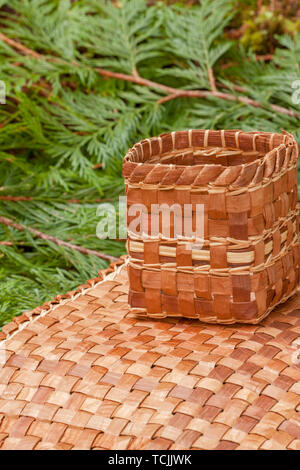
0, 257, 299, 450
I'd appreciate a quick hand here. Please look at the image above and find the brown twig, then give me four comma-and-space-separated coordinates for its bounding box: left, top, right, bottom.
158, 88, 297, 117
0, 32, 42, 59
67, 198, 107, 203
0, 195, 113, 204
95, 67, 177, 94
157, 92, 182, 104
93, 163, 103, 169
132, 67, 140, 79
0, 241, 25, 246
0, 195, 33, 201
0, 32, 298, 119
217, 81, 248, 94
256, 54, 273, 62
208, 67, 217, 92
0, 216, 119, 262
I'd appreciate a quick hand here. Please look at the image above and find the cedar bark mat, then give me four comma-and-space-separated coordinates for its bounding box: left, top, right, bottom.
0, 259, 299, 450
123, 129, 300, 324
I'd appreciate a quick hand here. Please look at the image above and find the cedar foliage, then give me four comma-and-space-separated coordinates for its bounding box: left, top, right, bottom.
0, 0, 300, 326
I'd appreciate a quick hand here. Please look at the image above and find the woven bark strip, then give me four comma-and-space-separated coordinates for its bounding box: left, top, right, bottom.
123, 129, 300, 324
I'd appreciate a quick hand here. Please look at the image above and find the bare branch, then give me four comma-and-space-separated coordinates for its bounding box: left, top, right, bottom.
208, 67, 217, 92
0, 216, 119, 262
0, 32, 297, 118
0, 196, 33, 201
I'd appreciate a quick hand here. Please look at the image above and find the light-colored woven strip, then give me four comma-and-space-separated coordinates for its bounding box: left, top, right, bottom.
129, 231, 298, 267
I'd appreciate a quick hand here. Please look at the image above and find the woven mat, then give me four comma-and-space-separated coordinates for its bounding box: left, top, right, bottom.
0, 258, 299, 450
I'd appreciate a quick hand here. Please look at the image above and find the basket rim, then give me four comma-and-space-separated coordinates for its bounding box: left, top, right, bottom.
122, 129, 298, 188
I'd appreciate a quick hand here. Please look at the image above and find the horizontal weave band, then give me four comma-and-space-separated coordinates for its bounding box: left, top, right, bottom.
128, 245, 299, 324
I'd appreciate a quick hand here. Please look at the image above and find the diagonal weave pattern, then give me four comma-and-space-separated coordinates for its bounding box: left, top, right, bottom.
0, 258, 299, 450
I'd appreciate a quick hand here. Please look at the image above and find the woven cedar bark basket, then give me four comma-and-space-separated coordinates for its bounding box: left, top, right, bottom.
123, 129, 300, 324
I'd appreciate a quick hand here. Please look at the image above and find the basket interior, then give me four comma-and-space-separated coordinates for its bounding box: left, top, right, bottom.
147, 146, 264, 166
